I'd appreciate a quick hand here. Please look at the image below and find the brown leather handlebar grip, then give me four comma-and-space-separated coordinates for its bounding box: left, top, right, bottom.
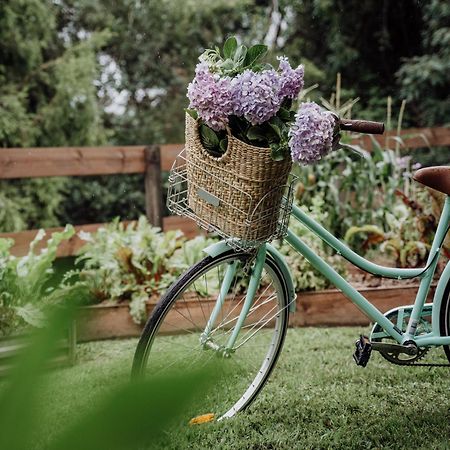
339, 119, 385, 135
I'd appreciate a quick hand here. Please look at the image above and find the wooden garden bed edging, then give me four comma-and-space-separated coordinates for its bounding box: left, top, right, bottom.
290, 284, 436, 327
76, 284, 435, 342
77, 302, 153, 342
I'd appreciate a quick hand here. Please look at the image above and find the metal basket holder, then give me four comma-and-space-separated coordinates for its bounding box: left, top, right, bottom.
167, 149, 296, 251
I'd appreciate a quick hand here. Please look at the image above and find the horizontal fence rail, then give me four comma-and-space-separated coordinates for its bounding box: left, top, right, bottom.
0, 146, 147, 179
2, 127, 449, 178
0, 126, 449, 256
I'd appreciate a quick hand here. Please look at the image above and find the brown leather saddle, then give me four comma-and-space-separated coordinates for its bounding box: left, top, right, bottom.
413, 166, 450, 196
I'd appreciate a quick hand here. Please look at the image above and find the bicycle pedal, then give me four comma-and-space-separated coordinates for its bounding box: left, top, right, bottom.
353, 335, 372, 367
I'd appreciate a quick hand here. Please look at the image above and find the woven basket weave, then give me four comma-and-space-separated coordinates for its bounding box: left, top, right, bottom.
185, 114, 292, 242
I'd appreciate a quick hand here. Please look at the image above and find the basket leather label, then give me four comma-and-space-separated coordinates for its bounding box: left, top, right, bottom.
197, 188, 220, 207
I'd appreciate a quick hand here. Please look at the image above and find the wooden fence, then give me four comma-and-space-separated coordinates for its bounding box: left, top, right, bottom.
0, 126, 449, 257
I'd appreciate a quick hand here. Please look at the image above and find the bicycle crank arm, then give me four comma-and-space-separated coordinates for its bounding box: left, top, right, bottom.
354, 335, 419, 367
371, 341, 418, 356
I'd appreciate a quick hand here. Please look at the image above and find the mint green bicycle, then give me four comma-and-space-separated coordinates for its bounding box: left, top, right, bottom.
132, 118, 450, 422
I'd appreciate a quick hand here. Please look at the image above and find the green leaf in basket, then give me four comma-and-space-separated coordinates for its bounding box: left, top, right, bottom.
252, 63, 273, 72
219, 137, 228, 153
199, 124, 219, 150
185, 108, 198, 120
220, 58, 235, 71
233, 45, 247, 64
229, 115, 248, 135
268, 124, 281, 139
270, 143, 286, 161
268, 116, 284, 138
247, 126, 266, 142
244, 44, 268, 67
277, 107, 291, 122
223, 36, 238, 59
281, 97, 293, 110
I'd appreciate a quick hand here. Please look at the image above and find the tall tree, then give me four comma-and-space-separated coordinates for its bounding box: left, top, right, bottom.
276, 0, 433, 124
396, 0, 450, 126
0, 0, 107, 231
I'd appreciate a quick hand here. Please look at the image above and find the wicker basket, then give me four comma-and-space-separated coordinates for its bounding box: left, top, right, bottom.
185, 114, 292, 243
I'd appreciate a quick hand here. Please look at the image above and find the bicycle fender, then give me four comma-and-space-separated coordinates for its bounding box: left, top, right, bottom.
431, 260, 450, 334
203, 241, 297, 313
203, 240, 233, 258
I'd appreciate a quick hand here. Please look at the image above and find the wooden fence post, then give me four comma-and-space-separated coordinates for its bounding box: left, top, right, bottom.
144, 145, 163, 228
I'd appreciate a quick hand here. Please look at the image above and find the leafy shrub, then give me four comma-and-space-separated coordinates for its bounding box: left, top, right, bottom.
0, 178, 67, 232
58, 175, 146, 226
275, 194, 347, 292
164, 235, 220, 296
344, 183, 444, 268
292, 140, 409, 241
0, 225, 87, 336
76, 217, 188, 324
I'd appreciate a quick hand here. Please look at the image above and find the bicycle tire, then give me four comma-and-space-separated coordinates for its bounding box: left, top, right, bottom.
132, 249, 290, 420
439, 277, 450, 362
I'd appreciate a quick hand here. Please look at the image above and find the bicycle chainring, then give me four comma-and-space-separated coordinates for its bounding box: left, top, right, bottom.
371, 311, 432, 366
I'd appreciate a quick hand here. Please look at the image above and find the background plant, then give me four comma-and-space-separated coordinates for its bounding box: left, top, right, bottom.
76, 217, 187, 324
0, 1, 108, 232
0, 225, 87, 336
275, 194, 347, 291
162, 235, 220, 295
344, 189, 432, 268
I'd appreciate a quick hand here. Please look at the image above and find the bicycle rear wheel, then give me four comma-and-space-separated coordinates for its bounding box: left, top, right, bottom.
439, 278, 450, 362
132, 249, 290, 420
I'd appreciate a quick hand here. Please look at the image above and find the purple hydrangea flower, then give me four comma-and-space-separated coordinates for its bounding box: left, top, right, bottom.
277, 56, 304, 100
289, 102, 337, 165
187, 62, 236, 131
233, 69, 282, 125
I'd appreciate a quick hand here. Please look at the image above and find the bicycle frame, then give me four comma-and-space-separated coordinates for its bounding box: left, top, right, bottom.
204, 195, 450, 350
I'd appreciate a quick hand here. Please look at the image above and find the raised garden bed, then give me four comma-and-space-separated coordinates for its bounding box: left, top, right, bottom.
290, 283, 436, 327
76, 284, 436, 342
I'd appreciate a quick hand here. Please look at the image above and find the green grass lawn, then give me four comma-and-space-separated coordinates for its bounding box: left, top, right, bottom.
28, 327, 450, 449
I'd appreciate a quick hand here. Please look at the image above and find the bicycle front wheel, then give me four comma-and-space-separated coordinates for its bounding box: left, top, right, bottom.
132, 249, 290, 420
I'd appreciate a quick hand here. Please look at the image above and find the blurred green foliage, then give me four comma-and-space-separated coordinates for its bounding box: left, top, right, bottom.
278, 0, 427, 123
0, 1, 107, 147
0, 304, 214, 450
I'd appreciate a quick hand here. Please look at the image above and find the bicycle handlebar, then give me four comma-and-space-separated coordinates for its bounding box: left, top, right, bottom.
339, 119, 385, 135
